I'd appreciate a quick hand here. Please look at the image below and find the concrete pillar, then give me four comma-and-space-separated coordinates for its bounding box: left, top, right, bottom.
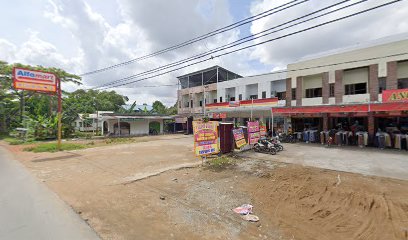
285, 78, 292, 107
369, 64, 379, 102
368, 112, 375, 141
296, 76, 302, 106
322, 72, 329, 104
323, 113, 328, 131
386, 61, 398, 90
335, 70, 344, 104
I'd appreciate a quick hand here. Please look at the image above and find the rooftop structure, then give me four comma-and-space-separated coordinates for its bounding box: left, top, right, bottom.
177, 65, 242, 89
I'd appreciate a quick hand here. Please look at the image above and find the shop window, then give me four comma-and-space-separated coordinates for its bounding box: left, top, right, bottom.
344, 83, 367, 95
379, 77, 386, 93
292, 88, 296, 99
329, 83, 335, 97
305, 88, 322, 98
398, 78, 408, 89
239, 94, 242, 100
190, 100, 193, 108
220, 97, 223, 102
249, 95, 258, 100
277, 91, 286, 100
262, 91, 266, 99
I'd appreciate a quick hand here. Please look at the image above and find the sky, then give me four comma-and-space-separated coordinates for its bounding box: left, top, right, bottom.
1, 0, 408, 106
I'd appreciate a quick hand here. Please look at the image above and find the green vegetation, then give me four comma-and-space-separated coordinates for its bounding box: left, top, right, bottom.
24, 143, 86, 153
205, 156, 236, 170
0, 61, 128, 140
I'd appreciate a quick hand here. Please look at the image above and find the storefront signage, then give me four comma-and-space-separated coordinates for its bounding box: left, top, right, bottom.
232, 128, 247, 148
193, 121, 219, 156
247, 121, 260, 145
175, 117, 187, 123
382, 88, 408, 102
209, 112, 227, 119
13, 67, 57, 93
229, 101, 240, 107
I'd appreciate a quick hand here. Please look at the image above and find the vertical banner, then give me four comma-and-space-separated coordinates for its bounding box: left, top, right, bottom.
247, 121, 260, 145
193, 121, 219, 156
232, 128, 247, 148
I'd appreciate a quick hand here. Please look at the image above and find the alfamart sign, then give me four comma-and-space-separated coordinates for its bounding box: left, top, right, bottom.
382, 88, 408, 102
13, 68, 57, 93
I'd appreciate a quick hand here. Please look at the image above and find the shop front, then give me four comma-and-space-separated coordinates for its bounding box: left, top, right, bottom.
272, 101, 408, 149
205, 97, 284, 133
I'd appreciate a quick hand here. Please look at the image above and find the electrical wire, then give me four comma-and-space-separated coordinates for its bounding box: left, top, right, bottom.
97, 0, 403, 90
78, 0, 309, 76
92, 0, 362, 90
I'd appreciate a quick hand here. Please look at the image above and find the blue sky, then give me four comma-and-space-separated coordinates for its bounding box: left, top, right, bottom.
1, 0, 408, 106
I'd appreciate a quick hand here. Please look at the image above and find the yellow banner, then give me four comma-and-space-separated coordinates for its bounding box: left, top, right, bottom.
193, 121, 219, 156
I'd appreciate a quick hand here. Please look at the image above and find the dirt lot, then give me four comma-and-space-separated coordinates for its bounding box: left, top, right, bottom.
2, 135, 408, 240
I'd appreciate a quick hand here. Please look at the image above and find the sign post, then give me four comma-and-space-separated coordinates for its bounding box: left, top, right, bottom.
57, 78, 62, 151
12, 67, 61, 150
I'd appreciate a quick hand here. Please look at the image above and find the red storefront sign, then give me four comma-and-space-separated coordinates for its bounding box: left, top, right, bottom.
13, 67, 57, 93
272, 102, 408, 116
206, 97, 278, 109
382, 88, 408, 102
229, 101, 240, 107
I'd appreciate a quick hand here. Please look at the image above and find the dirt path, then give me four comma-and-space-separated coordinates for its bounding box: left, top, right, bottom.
2, 136, 408, 239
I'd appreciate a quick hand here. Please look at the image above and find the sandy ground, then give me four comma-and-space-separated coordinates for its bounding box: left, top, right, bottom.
2, 135, 408, 240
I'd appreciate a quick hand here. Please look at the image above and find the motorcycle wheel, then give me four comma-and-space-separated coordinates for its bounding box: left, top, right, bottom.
254, 144, 261, 152
269, 147, 277, 155
278, 145, 284, 151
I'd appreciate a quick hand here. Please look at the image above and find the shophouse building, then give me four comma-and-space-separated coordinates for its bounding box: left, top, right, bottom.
275, 33, 408, 144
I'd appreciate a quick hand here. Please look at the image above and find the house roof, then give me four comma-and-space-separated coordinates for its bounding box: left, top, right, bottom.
122, 104, 153, 112
101, 113, 174, 120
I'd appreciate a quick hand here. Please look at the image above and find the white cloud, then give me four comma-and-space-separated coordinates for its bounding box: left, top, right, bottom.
249, 0, 408, 68
3, 0, 408, 107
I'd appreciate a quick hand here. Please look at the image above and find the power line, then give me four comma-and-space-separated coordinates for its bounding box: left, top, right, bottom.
112, 52, 408, 89
97, 0, 403, 90
92, 0, 362, 90
79, 0, 309, 76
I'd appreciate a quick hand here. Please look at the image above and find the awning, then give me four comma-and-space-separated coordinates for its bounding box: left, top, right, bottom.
272, 102, 408, 114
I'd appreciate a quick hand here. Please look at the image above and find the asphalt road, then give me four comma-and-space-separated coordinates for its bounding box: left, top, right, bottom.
0, 146, 100, 240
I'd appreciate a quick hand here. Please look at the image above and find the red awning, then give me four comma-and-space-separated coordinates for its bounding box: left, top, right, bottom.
272, 102, 408, 114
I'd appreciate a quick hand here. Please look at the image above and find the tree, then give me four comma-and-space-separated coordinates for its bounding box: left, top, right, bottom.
152, 100, 167, 114
0, 61, 81, 134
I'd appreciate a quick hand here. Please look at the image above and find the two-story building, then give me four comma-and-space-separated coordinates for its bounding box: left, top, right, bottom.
275, 33, 408, 140
206, 71, 287, 131
176, 66, 242, 133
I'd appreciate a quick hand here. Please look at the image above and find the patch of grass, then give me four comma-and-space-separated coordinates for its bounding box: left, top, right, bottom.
24, 143, 86, 153
0, 134, 36, 145
205, 156, 236, 170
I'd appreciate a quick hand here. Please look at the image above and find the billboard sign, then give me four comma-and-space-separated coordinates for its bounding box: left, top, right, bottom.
382, 88, 408, 102
232, 128, 246, 148
247, 121, 260, 145
193, 121, 219, 156
13, 68, 57, 93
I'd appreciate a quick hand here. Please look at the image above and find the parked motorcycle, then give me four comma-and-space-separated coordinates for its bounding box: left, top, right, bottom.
254, 138, 277, 155
269, 137, 284, 151
279, 133, 296, 143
